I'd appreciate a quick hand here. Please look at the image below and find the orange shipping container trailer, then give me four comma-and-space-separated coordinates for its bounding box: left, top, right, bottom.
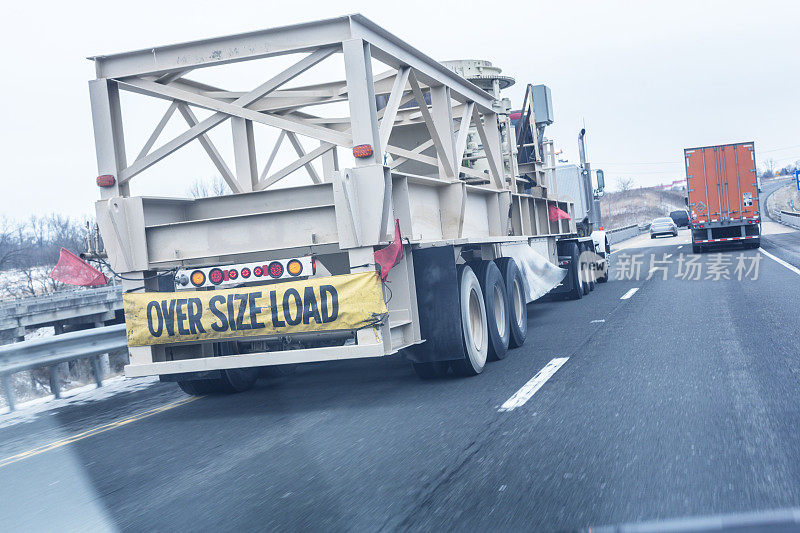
684, 142, 761, 252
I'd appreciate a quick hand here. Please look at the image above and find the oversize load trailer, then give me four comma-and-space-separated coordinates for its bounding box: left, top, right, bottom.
684, 142, 761, 252
88, 15, 603, 393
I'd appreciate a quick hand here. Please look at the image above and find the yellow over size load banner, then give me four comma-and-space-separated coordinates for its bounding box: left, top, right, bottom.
123, 272, 388, 347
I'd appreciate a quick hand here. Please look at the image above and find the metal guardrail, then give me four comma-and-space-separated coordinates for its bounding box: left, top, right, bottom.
607, 224, 641, 245
0, 285, 123, 335
0, 324, 127, 412
779, 210, 800, 229
0, 284, 121, 314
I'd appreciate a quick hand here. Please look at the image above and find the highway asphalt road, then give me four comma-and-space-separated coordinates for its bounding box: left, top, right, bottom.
1, 216, 800, 531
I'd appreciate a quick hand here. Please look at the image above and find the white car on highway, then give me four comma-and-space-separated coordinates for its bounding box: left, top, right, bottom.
649, 217, 678, 238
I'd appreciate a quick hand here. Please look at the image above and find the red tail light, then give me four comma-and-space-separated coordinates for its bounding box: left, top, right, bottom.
97, 175, 115, 187
352, 144, 374, 158
268, 261, 284, 278
240, 267, 251, 278
209, 268, 224, 285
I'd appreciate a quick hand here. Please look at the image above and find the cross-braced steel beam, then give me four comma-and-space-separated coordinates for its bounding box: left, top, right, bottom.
88, 14, 502, 197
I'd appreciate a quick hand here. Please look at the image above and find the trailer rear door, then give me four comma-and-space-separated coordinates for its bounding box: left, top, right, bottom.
685, 143, 757, 222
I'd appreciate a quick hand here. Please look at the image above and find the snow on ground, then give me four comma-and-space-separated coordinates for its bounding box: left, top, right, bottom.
24, 325, 54, 341
0, 375, 160, 429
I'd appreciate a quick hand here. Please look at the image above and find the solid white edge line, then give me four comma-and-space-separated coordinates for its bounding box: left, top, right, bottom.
499, 357, 569, 412
620, 287, 639, 300
760, 248, 800, 277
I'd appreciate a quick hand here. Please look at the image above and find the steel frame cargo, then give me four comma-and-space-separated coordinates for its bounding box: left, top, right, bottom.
88, 15, 589, 381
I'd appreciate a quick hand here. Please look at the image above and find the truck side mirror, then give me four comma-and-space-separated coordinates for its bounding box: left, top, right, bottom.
595, 169, 605, 190
684, 197, 689, 206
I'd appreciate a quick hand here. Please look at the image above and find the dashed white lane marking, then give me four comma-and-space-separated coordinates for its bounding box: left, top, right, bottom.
760, 248, 800, 277
590, 319, 605, 323
620, 287, 639, 300
677, 245, 683, 250
499, 358, 569, 412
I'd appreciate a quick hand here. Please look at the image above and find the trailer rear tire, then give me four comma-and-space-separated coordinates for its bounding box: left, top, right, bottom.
177, 342, 259, 395
218, 367, 259, 393
596, 254, 609, 283
177, 379, 220, 396
692, 244, 702, 254
259, 364, 298, 378
566, 243, 584, 300
469, 261, 510, 361
177, 366, 258, 395
581, 244, 596, 292
451, 265, 489, 376
495, 258, 527, 349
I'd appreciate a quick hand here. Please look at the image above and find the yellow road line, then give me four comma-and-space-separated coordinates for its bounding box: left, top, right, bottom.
0, 395, 201, 469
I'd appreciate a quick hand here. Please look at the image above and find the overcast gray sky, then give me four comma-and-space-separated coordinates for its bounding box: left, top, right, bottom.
2, 0, 798, 220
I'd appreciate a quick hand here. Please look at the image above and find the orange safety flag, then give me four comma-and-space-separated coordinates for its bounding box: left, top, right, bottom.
49, 248, 109, 286
548, 204, 571, 222
373, 219, 404, 281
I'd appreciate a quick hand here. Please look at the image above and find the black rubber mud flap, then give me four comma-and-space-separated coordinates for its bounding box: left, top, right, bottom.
406, 246, 466, 364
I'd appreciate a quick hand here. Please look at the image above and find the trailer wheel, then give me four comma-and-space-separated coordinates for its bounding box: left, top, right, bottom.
259, 364, 298, 378
177, 367, 258, 395
495, 258, 527, 349
566, 243, 584, 300
412, 361, 450, 379
218, 367, 259, 393
176, 342, 258, 395
581, 244, 596, 292
451, 264, 489, 376
692, 244, 702, 254
177, 379, 220, 396
469, 261, 510, 361
577, 245, 590, 295
596, 253, 609, 283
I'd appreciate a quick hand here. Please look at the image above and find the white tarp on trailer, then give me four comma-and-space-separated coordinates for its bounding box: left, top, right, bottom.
501, 243, 567, 303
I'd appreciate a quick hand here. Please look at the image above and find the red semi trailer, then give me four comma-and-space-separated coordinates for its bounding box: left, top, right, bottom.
684, 142, 761, 253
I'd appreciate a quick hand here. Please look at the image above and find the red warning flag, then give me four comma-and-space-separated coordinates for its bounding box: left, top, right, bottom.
548, 204, 571, 222
49, 248, 109, 286
373, 220, 404, 281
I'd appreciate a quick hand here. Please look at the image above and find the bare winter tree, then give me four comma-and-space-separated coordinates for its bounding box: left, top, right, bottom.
188, 176, 230, 198
0, 218, 21, 270
0, 214, 91, 298
761, 158, 776, 178
616, 177, 635, 192
778, 161, 800, 176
